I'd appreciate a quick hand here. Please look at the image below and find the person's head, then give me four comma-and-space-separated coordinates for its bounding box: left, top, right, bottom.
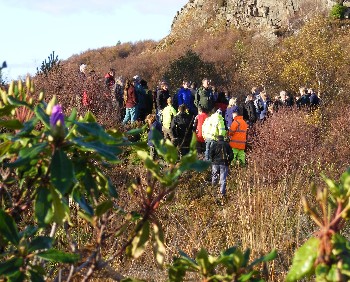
116, 76, 124, 86
280, 90, 287, 98
299, 87, 306, 95
308, 88, 314, 94
182, 80, 190, 89
251, 86, 259, 95
145, 114, 156, 126
191, 82, 197, 89
198, 106, 203, 114
202, 78, 210, 88
260, 90, 267, 100
161, 81, 168, 90
133, 75, 141, 83
217, 135, 224, 141
178, 104, 186, 113
228, 97, 237, 107
246, 94, 253, 101
167, 97, 172, 105
140, 79, 147, 87
109, 68, 115, 76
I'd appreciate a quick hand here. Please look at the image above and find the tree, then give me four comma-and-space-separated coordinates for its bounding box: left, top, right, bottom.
163, 50, 221, 91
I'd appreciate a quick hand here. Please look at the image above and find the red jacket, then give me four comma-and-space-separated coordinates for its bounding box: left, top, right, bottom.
195, 112, 208, 143
228, 116, 248, 150
124, 85, 138, 108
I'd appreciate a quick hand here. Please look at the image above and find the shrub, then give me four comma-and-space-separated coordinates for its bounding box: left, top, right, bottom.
330, 4, 347, 19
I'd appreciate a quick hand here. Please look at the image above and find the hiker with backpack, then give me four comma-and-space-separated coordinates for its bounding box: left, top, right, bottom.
202, 108, 226, 161
210, 135, 234, 202
170, 104, 194, 158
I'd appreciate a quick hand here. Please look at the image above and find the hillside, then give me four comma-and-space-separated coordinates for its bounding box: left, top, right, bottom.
2, 1, 350, 281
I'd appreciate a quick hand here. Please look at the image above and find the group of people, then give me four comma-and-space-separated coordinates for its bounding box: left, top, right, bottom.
90, 67, 322, 203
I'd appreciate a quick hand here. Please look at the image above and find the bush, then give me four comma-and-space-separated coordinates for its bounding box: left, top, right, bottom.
330, 4, 347, 19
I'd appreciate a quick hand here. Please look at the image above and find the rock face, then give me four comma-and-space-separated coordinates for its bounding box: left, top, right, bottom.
170, 0, 337, 36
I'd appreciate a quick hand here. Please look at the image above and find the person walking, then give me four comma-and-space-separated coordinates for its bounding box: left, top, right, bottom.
122, 78, 138, 124
210, 135, 234, 203
228, 107, 248, 166
202, 108, 226, 161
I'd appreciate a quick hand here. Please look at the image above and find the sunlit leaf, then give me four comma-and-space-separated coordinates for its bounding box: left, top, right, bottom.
152, 222, 166, 266
286, 237, 320, 281
131, 221, 150, 259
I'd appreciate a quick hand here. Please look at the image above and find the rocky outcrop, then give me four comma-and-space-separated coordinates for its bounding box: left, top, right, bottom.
170, 0, 338, 37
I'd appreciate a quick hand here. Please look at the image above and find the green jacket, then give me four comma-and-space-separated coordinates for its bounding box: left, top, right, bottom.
202, 112, 226, 141
162, 105, 177, 129
195, 86, 214, 112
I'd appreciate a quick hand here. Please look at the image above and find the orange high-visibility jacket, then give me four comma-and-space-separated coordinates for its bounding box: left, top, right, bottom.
228, 116, 248, 150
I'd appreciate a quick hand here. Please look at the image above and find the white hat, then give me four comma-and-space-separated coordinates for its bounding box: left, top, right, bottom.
133, 75, 141, 81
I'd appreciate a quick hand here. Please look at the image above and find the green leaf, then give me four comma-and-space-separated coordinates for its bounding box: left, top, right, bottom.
15, 118, 39, 138
66, 108, 77, 124
70, 138, 121, 162
7, 96, 30, 107
108, 178, 118, 198
28, 236, 53, 253
34, 105, 50, 128
7, 270, 25, 282
37, 249, 80, 263
0, 209, 20, 244
0, 105, 16, 116
326, 264, 340, 281
95, 200, 113, 217
196, 248, 212, 276
35, 187, 53, 226
286, 237, 320, 282
315, 263, 329, 281
125, 126, 146, 137
152, 130, 178, 164
248, 249, 277, 268
50, 187, 69, 225
77, 211, 94, 225
72, 188, 93, 216
238, 271, 258, 282
0, 119, 23, 130
131, 221, 150, 259
178, 250, 198, 266
28, 269, 45, 282
51, 149, 74, 195
0, 257, 23, 276
73, 121, 116, 143
152, 222, 166, 266
5, 142, 47, 168
0, 140, 12, 159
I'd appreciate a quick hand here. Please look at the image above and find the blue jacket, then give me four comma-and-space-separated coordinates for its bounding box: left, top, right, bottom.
178, 87, 195, 114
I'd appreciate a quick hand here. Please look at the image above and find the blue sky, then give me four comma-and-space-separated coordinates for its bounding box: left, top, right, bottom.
0, 0, 188, 81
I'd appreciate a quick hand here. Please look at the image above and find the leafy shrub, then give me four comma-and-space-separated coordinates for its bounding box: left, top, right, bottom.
162, 50, 221, 91
330, 4, 347, 19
